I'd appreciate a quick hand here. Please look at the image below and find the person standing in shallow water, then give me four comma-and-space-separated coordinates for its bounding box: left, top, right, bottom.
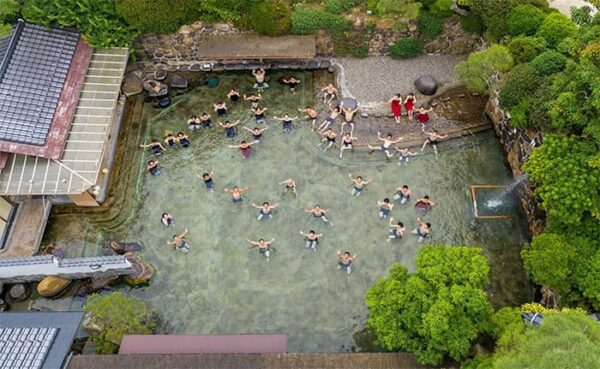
219, 120, 240, 138
396, 147, 417, 166
229, 140, 257, 159
200, 171, 214, 191
252, 69, 268, 91
337, 250, 357, 274
167, 228, 190, 253
214, 101, 228, 117
412, 217, 431, 242
299, 230, 323, 251
247, 238, 275, 260
368, 132, 403, 158
251, 201, 280, 221
273, 114, 299, 133
227, 89, 240, 103
279, 178, 297, 196
377, 198, 393, 218
321, 83, 338, 104
224, 186, 247, 203
388, 217, 405, 241
305, 205, 332, 225
348, 173, 372, 196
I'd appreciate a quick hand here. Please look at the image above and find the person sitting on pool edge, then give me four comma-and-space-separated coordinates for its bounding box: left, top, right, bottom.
317, 105, 341, 133
412, 218, 431, 242
167, 228, 190, 253
251, 201, 280, 221
147, 159, 160, 176
298, 106, 318, 131
337, 250, 357, 274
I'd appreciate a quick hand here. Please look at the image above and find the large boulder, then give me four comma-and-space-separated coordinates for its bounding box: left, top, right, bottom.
169, 74, 188, 89
124, 252, 155, 286
414, 75, 438, 95
341, 97, 358, 110
104, 241, 143, 255
76, 275, 119, 296
8, 284, 29, 302
121, 73, 144, 97
143, 78, 169, 97
37, 276, 71, 298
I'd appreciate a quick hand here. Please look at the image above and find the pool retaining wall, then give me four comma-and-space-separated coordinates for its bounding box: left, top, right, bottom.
485, 95, 545, 236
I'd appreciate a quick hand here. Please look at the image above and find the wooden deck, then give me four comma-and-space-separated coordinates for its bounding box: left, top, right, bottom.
0, 197, 51, 258
196, 35, 316, 60
68, 353, 432, 369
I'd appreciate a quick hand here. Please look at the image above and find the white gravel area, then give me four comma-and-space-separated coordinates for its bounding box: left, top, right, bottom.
335, 55, 466, 106
549, 0, 597, 15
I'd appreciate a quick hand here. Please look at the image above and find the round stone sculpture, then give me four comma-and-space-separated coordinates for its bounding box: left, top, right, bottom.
414, 75, 438, 96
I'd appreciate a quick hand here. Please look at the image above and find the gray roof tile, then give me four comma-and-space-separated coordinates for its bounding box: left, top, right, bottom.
0, 21, 80, 146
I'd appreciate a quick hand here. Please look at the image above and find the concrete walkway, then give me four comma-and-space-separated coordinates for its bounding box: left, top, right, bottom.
335, 55, 466, 108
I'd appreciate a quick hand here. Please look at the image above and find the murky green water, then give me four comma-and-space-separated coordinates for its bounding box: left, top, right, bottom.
116, 71, 532, 352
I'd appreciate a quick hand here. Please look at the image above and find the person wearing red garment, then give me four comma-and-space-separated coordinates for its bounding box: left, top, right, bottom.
404, 93, 416, 120
390, 94, 402, 123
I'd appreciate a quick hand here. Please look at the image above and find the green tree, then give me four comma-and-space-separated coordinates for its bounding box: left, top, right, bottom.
493, 312, 600, 369
366, 245, 493, 366
522, 135, 600, 229
506, 4, 545, 36
0, 0, 20, 23
455, 45, 514, 93
499, 63, 541, 109
529, 50, 567, 75
507, 36, 547, 63
248, 0, 291, 36
116, 0, 202, 34
83, 292, 158, 354
536, 12, 577, 48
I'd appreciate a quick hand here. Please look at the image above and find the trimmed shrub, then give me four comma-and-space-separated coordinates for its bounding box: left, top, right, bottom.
508, 100, 530, 128
375, 0, 421, 19
0, 23, 12, 37
570, 5, 593, 25
460, 13, 486, 34
0, 0, 20, 23
429, 0, 453, 17
324, 0, 361, 14
291, 8, 351, 34
506, 4, 546, 36
508, 36, 547, 63
536, 12, 578, 48
249, 0, 292, 36
417, 12, 443, 39
529, 50, 567, 75
499, 63, 542, 109
116, 0, 202, 34
389, 37, 422, 59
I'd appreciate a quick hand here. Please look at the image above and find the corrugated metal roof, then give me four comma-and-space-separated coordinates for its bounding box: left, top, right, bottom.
0, 47, 128, 196
0, 21, 80, 146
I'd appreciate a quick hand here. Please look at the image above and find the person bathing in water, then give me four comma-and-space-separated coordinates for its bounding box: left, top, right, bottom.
421, 129, 447, 159
177, 132, 190, 148
167, 228, 190, 253
243, 126, 269, 143
224, 186, 247, 203
279, 178, 297, 196
377, 198, 393, 218
321, 83, 338, 104
252, 69, 268, 91
214, 101, 228, 117
161, 212, 174, 227
348, 173, 372, 196
298, 106, 319, 131
340, 102, 359, 135
251, 201, 280, 221
393, 185, 411, 204
414, 195, 435, 213
339, 132, 357, 159
368, 132, 403, 158
139, 139, 165, 155
412, 218, 431, 242
396, 147, 418, 166
219, 120, 241, 138
337, 250, 357, 274
200, 171, 214, 191
282, 76, 301, 94
227, 89, 240, 103
247, 238, 275, 260
319, 128, 337, 152
273, 114, 298, 133
388, 217, 405, 241
305, 205, 332, 225
252, 106, 268, 124
317, 105, 341, 133
229, 140, 257, 159
244, 93, 262, 109
299, 230, 323, 251
200, 112, 212, 129
147, 159, 160, 175
187, 115, 201, 130
165, 133, 177, 149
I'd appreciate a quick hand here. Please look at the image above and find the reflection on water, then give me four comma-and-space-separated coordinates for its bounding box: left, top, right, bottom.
118, 71, 533, 352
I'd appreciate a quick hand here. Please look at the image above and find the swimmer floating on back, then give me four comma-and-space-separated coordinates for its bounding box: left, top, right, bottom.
251, 201, 280, 221
348, 173, 372, 197
147, 160, 160, 175
299, 230, 323, 251
282, 76, 301, 94
252, 106, 268, 124
214, 101, 228, 117
200, 171, 214, 191
317, 105, 341, 133
227, 89, 240, 103
421, 130, 447, 159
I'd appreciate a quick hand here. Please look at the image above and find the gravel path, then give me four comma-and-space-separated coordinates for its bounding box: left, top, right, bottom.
335, 55, 466, 107
549, 0, 596, 15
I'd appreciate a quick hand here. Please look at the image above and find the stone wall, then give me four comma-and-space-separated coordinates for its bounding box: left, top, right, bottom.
486, 95, 545, 236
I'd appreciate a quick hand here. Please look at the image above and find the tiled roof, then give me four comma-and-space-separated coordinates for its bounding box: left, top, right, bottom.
0, 312, 84, 369
0, 30, 14, 63
0, 20, 79, 146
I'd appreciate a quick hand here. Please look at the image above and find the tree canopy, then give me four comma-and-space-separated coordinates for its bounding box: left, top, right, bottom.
455, 45, 514, 93
366, 245, 492, 366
